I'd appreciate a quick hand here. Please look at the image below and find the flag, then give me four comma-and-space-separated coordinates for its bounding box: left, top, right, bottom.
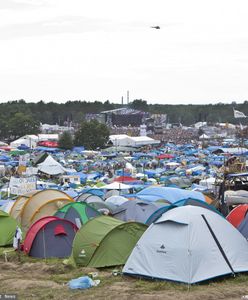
233, 109, 247, 118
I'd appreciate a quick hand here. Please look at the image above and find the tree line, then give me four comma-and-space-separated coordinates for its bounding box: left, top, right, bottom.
0, 99, 247, 141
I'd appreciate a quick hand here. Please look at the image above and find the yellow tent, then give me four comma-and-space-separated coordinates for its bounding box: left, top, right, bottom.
10, 189, 73, 232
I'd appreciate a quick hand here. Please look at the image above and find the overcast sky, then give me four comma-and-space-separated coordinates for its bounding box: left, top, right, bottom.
0, 0, 248, 104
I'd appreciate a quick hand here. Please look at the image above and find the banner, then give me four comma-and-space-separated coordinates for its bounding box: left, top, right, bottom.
233, 109, 247, 118
9, 176, 37, 195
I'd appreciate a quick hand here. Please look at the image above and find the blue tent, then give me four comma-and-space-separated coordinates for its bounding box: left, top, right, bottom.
136, 187, 206, 203
145, 198, 221, 225
72, 146, 85, 153
18, 144, 30, 150
0, 155, 10, 162
78, 188, 104, 198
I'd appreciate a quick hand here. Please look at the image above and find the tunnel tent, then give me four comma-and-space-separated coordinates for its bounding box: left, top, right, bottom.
10, 189, 74, 232
9, 190, 37, 224
72, 215, 147, 268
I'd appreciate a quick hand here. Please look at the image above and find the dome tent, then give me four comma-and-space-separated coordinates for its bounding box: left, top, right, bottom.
87, 201, 117, 214
112, 200, 160, 224
136, 187, 212, 204
0, 210, 18, 246
146, 198, 221, 226
24, 216, 78, 258
72, 215, 147, 268
123, 206, 248, 284
54, 202, 100, 227
77, 193, 103, 203
226, 204, 248, 228
105, 195, 129, 206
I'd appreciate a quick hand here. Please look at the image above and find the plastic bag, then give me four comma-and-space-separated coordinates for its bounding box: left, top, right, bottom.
68, 276, 100, 290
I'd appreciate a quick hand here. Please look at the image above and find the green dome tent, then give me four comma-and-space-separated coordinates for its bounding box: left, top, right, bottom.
54, 202, 100, 227
72, 216, 147, 268
0, 210, 18, 246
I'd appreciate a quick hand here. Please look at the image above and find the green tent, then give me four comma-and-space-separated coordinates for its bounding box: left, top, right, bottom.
54, 202, 100, 227
87, 201, 117, 214
72, 215, 147, 268
0, 210, 18, 246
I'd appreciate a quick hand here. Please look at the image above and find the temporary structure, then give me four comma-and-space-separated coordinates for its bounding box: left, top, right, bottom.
77, 193, 103, 203
112, 200, 160, 224
136, 187, 212, 204
146, 198, 221, 226
123, 206, 248, 284
72, 216, 147, 268
237, 213, 248, 239
54, 202, 100, 227
226, 204, 248, 228
24, 216, 78, 258
105, 195, 129, 206
102, 182, 131, 190
10, 189, 74, 232
37, 155, 66, 175
0, 210, 18, 246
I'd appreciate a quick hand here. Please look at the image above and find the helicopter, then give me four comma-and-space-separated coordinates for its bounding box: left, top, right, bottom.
151, 26, 160, 29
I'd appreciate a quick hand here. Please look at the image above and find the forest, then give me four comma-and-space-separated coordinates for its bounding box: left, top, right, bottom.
0, 99, 247, 141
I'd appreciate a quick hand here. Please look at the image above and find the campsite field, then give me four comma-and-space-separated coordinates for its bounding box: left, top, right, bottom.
0, 249, 248, 300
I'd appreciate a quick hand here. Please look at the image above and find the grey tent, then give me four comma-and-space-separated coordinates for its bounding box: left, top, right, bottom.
77, 193, 104, 203
238, 213, 248, 239
112, 200, 160, 224
123, 206, 248, 284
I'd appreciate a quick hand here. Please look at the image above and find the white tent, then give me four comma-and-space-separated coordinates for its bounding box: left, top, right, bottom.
123, 206, 248, 284
199, 134, 210, 139
37, 155, 66, 175
102, 182, 131, 190
105, 195, 129, 206
10, 138, 36, 149
109, 134, 160, 147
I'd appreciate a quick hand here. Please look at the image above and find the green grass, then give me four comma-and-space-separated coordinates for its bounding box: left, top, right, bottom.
1, 246, 248, 300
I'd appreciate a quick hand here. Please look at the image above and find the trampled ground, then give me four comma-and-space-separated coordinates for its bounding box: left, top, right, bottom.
0, 248, 248, 300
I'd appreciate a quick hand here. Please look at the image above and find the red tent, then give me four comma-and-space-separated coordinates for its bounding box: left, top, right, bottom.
226, 204, 248, 228
24, 216, 78, 258
114, 176, 142, 183
0, 146, 11, 151
156, 154, 174, 159
38, 141, 58, 148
